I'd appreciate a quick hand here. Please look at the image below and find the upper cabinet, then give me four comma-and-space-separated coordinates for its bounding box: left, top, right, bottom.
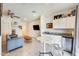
66, 16, 75, 28
53, 16, 75, 29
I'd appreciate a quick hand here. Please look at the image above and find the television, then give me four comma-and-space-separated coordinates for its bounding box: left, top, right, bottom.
33, 25, 40, 30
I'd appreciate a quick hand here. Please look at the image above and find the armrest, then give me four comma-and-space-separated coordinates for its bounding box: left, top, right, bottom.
7, 35, 11, 40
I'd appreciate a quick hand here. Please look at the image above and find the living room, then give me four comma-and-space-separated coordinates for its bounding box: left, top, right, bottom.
1, 3, 79, 56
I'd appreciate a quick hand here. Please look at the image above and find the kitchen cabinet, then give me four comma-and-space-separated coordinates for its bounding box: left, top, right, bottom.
53, 16, 75, 29
53, 18, 66, 28
62, 37, 73, 53
66, 16, 75, 28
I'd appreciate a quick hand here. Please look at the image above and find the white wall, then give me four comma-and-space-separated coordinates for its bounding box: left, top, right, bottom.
1, 16, 12, 34
11, 18, 23, 37
40, 15, 53, 36
28, 19, 40, 37
21, 21, 28, 36
1, 16, 23, 37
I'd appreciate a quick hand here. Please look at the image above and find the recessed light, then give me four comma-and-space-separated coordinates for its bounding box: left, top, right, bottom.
32, 11, 36, 13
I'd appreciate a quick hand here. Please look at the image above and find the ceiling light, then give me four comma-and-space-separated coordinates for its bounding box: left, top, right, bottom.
32, 11, 36, 13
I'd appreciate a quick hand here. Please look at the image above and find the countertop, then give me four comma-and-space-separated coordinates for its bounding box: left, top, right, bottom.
43, 32, 73, 38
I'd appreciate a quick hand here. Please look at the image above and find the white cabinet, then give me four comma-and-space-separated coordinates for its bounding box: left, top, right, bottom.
66, 16, 75, 28
53, 18, 66, 28
53, 16, 75, 29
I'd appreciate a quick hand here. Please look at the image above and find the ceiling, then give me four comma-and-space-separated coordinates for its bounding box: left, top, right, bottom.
3, 3, 77, 21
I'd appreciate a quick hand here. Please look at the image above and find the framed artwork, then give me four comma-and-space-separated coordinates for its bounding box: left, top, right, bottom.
46, 23, 53, 29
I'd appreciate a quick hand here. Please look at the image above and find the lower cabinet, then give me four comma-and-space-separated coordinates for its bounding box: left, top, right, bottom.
62, 37, 73, 53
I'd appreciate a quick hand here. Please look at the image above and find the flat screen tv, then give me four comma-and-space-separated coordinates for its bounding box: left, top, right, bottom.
33, 25, 40, 30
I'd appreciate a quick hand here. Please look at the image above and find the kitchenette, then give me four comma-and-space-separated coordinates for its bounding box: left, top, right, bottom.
43, 28, 74, 54
39, 9, 76, 55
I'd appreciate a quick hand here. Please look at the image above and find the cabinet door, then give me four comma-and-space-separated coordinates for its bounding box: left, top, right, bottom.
66, 16, 75, 28
53, 18, 66, 28
53, 16, 75, 29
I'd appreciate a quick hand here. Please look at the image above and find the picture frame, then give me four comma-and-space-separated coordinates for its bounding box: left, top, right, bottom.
46, 23, 53, 28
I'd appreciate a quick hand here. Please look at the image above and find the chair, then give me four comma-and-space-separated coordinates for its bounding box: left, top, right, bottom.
23, 35, 32, 43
